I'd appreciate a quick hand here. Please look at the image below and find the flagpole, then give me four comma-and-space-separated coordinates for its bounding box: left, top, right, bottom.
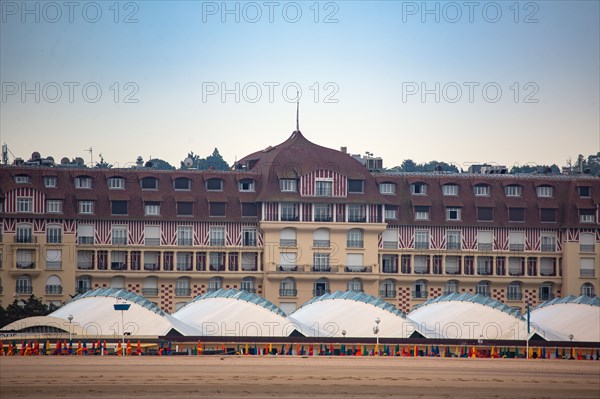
526, 301, 530, 360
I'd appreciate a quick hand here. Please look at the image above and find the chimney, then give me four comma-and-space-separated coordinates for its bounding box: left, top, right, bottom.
340, 146, 347, 154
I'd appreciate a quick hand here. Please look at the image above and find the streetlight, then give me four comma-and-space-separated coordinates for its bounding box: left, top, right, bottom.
342, 330, 346, 338
113, 297, 130, 356
67, 314, 73, 342
373, 317, 381, 356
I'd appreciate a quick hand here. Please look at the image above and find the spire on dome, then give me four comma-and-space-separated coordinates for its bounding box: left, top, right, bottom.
295, 92, 300, 133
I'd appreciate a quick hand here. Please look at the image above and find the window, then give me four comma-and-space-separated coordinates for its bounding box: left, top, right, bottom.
476, 281, 490, 297
315, 180, 332, 196
444, 280, 459, 295
446, 230, 461, 250
15, 224, 32, 244
279, 252, 297, 270
579, 209, 596, 223
177, 202, 194, 217
415, 230, 429, 249
382, 229, 397, 249
509, 231, 525, 251
505, 185, 522, 197
478, 230, 492, 251
413, 280, 427, 298
141, 177, 158, 190
111, 251, 127, 270
474, 184, 490, 196
280, 179, 297, 192
313, 278, 329, 296
15, 175, 31, 184
414, 255, 428, 274
477, 256, 492, 275
347, 204, 366, 222
77, 276, 92, 294
446, 207, 461, 221
208, 276, 223, 291
112, 226, 127, 245
75, 176, 92, 189
280, 278, 297, 296
581, 282, 595, 297
144, 252, 160, 270
175, 277, 191, 295
281, 203, 299, 221
540, 258, 556, 276
144, 202, 160, 216
242, 202, 258, 217
314, 203, 332, 222
578, 186, 591, 198
347, 278, 363, 292
280, 228, 297, 247
414, 206, 429, 220
477, 207, 493, 222
508, 208, 525, 222
111, 200, 128, 215
46, 225, 62, 244
173, 178, 191, 191
44, 176, 57, 188
380, 279, 396, 298
541, 235, 556, 252
176, 253, 193, 272
509, 257, 524, 276
536, 185, 554, 198
313, 228, 330, 248
206, 178, 223, 191
347, 229, 364, 248
108, 177, 125, 189
384, 205, 397, 220
46, 200, 62, 214
507, 282, 522, 300
209, 227, 225, 246
348, 179, 364, 194
346, 253, 364, 272
381, 254, 398, 273
580, 233, 595, 252
241, 253, 257, 271
16, 275, 32, 294
242, 228, 257, 246
442, 184, 458, 196
238, 179, 255, 192
17, 197, 33, 213
539, 283, 554, 300
77, 224, 94, 244
445, 256, 460, 274
16, 249, 35, 269
79, 201, 94, 214
580, 258, 595, 278
379, 183, 396, 194
411, 183, 427, 195
313, 253, 330, 272
209, 202, 226, 217
540, 208, 557, 223
45, 249, 62, 269
144, 226, 160, 246
177, 226, 193, 246
241, 277, 256, 293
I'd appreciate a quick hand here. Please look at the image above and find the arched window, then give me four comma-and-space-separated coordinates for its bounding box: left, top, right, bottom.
110, 276, 125, 289
280, 278, 297, 297
313, 228, 330, 248
16, 275, 32, 294
77, 275, 92, 294
140, 177, 158, 190
539, 282, 554, 301
142, 276, 158, 296
313, 278, 329, 297
413, 280, 427, 299
45, 275, 62, 295
476, 281, 490, 297
581, 283, 595, 297
208, 276, 223, 291
347, 229, 364, 248
347, 278, 363, 292
508, 281, 522, 301
176, 277, 191, 296
241, 276, 256, 293
16, 223, 33, 243
444, 280, 459, 295
380, 279, 396, 298
280, 228, 297, 247
173, 177, 191, 191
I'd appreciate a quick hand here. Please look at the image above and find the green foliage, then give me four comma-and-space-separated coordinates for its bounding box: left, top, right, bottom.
510, 164, 560, 174
147, 158, 176, 170
180, 148, 229, 171
0, 295, 56, 328
387, 159, 460, 173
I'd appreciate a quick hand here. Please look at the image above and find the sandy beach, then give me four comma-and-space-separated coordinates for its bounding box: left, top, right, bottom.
1, 356, 599, 399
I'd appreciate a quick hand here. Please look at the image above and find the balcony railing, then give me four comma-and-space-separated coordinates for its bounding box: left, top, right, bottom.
278, 264, 298, 272
509, 243, 525, 252
446, 242, 461, 250
313, 240, 330, 248
347, 240, 364, 248
16, 286, 33, 294
15, 235, 35, 243
344, 265, 372, 273
477, 267, 492, 276
178, 239, 193, 246
279, 239, 297, 247
76, 287, 91, 294
379, 290, 396, 298
314, 216, 333, 222
176, 265, 193, 271
77, 263, 94, 270
209, 239, 225, 246
175, 288, 191, 296
382, 241, 397, 249
478, 243, 492, 251
46, 261, 62, 270
412, 291, 428, 299
312, 265, 331, 272
142, 288, 159, 296
445, 269, 461, 275
509, 269, 524, 276
144, 263, 160, 271
279, 288, 297, 297
111, 262, 127, 270
313, 288, 330, 297
382, 266, 398, 273
414, 242, 429, 250
78, 237, 94, 245
280, 215, 299, 222
580, 269, 595, 278
539, 293, 554, 301
580, 244, 595, 253
243, 239, 257, 247
209, 265, 225, 272
241, 287, 256, 293
347, 216, 366, 223
112, 237, 127, 245
443, 290, 458, 295
476, 291, 491, 297
145, 238, 160, 246
16, 262, 35, 269
45, 285, 62, 294
541, 244, 556, 252
507, 293, 523, 301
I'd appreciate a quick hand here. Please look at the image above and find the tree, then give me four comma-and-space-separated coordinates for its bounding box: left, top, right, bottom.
147, 158, 176, 170
94, 154, 112, 169
0, 295, 55, 328
180, 148, 229, 171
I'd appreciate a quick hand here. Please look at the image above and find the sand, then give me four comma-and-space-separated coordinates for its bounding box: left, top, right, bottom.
1, 356, 599, 399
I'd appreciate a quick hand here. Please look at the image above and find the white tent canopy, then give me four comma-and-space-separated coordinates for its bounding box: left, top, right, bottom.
531, 295, 600, 342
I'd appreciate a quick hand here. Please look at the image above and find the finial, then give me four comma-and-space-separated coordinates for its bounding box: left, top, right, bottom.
296, 91, 300, 132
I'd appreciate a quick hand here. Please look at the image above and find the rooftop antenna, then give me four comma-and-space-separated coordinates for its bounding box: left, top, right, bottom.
84, 147, 93, 166
296, 91, 300, 132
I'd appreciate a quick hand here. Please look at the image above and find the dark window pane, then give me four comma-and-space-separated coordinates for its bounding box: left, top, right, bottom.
111, 201, 128, 215
206, 178, 223, 191
177, 202, 193, 216
540, 208, 557, 222
508, 208, 525, 222
477, 207, 493, 221
348, 179, 364, 193
141, 177, 158, 189
242, 203, 258, 217
210, 202, 226, 217
415, 206, 429, 213
174, 178, 190, 190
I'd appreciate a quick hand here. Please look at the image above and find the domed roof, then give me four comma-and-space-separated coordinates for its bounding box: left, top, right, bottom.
531, 295, 600, 342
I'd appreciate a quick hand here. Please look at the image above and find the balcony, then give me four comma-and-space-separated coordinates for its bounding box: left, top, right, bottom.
78, 237, 94, 245
142, 288, 159, 296
112, 237, 127, 245
478, 243, 492, 251
176, 265, 193, 272
382, 266, 398, 274
280, 215, 299, 222
344, 265, 372, 273
209, 239, 225, 247
347, 216, 366, 223
580, 269, 595, 278
414, 242, 429, 250
541, 244, 556, 252
175, 288, 191, 296
46, 261, 62, 270
539, 293, 554, 301
445, 269, 461, 275
312, 265, 331, 272
16, 262, 36, 270
477, 267, 492, 276
145, 238, 160, 246
110, 262, 127, 271
314, 216, 333, 222
14, 236, 36, 244
278, 264, 298, 272
279, 289, 297, 297
382, 241, 397, 249
45, 285, 63, 295
209, 265, 225, 272
313, 288, 330, 296
77, 263, 94, 270
313, 240, 330, 248
412, 291, 428, 299
279, 239, 297, 247
347, 240, 364, 248
446, 242, 461, 250
507, 293, 522, 301
509, 244, 525, 252
580, 244, 595, 253
178, 239, 193, 246
16, 286, 33, 294
379, 290, 396, 298
242, 239, 257, 247
143, 263, 159, 271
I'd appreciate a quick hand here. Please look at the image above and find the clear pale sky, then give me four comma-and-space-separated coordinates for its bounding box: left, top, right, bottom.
1, 1, 599, 169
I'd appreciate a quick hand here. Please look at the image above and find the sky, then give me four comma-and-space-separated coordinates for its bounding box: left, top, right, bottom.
1, 0, 599, 170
